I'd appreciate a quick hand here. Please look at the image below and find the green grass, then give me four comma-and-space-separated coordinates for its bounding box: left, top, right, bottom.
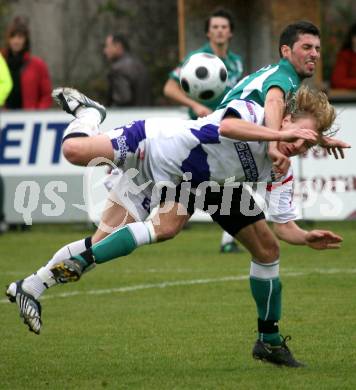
0, 221, 355, 389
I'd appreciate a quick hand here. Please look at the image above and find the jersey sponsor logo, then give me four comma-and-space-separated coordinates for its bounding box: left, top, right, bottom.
111, 135, 128, 166
233, 142, 259, 181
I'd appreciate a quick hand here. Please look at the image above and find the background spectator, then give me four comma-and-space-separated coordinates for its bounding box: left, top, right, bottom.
103, 33, 151, 106
0, 53, 12, 234
0, 52, 12, 106
1, 16, 52, 109
163, 8, 243, 120
163, 9, 244, 254
331, 23, 356, 89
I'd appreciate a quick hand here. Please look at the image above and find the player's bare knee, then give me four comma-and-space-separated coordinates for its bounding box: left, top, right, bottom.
62, 138, 86, 165
155, 223, 180, 241
262, 239, 280, 262
268, 239, 280, 261
252, 239, 280, 263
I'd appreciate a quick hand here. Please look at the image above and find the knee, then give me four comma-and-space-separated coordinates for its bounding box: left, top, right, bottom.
62, 138, 85, 165
253, 238, 280, 263
265, 238, 280, 262
155, 223, 181, 241
263, 239, 280, 262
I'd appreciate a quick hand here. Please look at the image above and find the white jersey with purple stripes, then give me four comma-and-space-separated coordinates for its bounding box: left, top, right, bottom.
104, 99, 283, 221
107, 99, 273, 188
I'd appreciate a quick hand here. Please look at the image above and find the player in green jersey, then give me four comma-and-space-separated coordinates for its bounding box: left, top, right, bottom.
169, 20, 324, 366
164, 9, 243, 120
164, 8, 244, 253
219, 20, 321, 177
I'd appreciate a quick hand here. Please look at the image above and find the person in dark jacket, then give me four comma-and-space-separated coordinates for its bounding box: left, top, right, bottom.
103, 33, 151, 106
2, 16, 52, 109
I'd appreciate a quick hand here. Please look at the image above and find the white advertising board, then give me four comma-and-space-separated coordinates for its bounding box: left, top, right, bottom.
292, 105, 356, 220
0, 105, 355, 223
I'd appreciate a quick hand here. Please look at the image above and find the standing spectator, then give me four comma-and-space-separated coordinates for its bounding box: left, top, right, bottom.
331, 23, 356, 89
163, 9, 243, 119
1, 16, 52, 109
0, 52, 12, 105
163, 9, 244, 253
0, 53, 12, 233
103, 33, 151, 106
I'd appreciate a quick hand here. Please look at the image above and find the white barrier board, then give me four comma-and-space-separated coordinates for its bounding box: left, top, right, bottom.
0, 105, 355, 223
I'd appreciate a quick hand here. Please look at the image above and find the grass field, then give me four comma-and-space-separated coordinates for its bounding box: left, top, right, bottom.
0, 221, 355, 389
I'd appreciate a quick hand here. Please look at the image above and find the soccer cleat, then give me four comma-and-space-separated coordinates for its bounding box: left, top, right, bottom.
6, 280, 42, 335
52, 87, 106, 123
252, 336, 305, 367
50, 258, 85, 283
220, 241, 245, 254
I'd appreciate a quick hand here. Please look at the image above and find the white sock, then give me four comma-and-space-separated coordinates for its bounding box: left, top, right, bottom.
22, 238, 91, 299
22, 271, 49, 300
250, 259, 280, 279
76, 107, 101, 125
221, 231, 235, 246
63, 108, 101, 139
47, 238, 91, 267
128, 220, 157, 245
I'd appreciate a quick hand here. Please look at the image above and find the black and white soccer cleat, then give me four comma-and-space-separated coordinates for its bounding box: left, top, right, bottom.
6, 280, 42, 335
52, 87, 106, 123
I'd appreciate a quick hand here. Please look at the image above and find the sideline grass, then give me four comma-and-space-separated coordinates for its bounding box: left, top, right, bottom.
0, 222, 355, 389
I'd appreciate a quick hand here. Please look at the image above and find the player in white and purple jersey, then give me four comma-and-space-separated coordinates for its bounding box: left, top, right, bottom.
102, 99, 271, 220
7, 86, 347, 368
80, 95, 315, 225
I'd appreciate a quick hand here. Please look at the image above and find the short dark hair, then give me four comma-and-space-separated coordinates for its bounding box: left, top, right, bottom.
342, 23, 356, 50
279, 20, 320, 57
204, 9, 234, 33
111, 33, 130, 51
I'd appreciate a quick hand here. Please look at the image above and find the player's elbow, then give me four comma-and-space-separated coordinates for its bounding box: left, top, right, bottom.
62, 138, 87, 165
219, 119, 234, 138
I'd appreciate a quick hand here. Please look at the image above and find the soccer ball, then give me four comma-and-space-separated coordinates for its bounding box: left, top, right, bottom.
179, 53, 228, 102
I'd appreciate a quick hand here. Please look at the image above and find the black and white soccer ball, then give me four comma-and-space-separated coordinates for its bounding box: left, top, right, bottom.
179, 53, 228, 102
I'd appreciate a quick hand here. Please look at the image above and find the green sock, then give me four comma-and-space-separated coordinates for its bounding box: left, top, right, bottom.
73, 222, 154, 266
249, 260, 282, 346
91, 225, 137, 263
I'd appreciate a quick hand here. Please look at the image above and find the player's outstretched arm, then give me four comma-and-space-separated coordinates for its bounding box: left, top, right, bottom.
273, 221, 342, 250
219, 117, 317, 143
63, 134, 114, 166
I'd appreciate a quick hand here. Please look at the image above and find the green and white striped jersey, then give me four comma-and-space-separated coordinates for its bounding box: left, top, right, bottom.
169, 43, 243, 118
218, 58, 301, 109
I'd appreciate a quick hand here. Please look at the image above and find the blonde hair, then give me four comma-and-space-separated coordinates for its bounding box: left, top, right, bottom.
284, 86, 336, 134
